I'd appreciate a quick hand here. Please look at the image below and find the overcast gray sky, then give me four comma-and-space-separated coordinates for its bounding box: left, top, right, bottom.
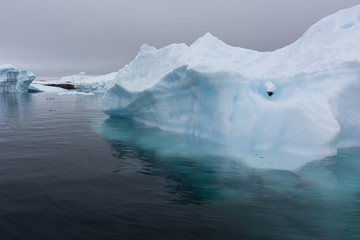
0, 0, 359, 77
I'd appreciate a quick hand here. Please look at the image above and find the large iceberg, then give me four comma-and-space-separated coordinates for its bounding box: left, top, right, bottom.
0, 65, 35, 93
102, 5, 360, 157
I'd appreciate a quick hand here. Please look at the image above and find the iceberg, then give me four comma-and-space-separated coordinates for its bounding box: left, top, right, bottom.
102, 5, 360, 157
30, 72, 116, 93
54, 72, 116, 93
0, 65, 35, 93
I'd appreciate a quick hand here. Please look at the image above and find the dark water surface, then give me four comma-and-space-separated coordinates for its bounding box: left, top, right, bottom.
0, 93, 359, 240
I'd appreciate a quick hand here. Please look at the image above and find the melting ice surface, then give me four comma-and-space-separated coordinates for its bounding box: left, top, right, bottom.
102, 5, 360, 159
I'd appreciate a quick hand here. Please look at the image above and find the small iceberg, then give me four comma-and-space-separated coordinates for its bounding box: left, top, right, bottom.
0, 65, 35, 93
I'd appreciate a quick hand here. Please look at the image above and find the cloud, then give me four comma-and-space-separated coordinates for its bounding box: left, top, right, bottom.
0, 0, 358, 76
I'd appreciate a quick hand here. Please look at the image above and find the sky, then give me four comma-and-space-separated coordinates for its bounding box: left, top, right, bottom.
0, 0, 359, 77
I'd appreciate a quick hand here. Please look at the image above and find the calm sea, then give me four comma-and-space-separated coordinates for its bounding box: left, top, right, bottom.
0, 92, 359, 240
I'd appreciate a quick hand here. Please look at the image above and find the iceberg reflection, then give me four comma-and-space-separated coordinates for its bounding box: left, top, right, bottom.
98, 117, 360, 238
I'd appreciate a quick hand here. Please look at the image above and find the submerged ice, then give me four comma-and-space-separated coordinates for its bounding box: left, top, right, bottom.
102, 5, 360, 157
0, 65, 35, 93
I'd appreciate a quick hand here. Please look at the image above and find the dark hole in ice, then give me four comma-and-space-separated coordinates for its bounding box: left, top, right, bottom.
267, 91, 273, 96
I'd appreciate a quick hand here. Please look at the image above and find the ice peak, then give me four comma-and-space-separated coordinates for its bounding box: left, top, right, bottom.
140, 44, 157, 53
190, 32, 227, 48
200, 32, 217, 40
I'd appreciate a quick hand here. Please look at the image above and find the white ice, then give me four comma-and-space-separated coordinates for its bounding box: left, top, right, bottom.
55, 72, 116, 93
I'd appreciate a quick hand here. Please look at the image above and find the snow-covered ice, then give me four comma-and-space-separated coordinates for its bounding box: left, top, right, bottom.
29, 71, 116, 93
0, 65, 35, 93
102, 5, 360, 157
56, 72, 117, 93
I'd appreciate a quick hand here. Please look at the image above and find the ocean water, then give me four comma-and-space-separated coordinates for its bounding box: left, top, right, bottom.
0, 92, 359, 240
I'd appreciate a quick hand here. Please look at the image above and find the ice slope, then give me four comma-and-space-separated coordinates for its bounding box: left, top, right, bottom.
0, 65, 35, 93
102, 5, 360, 157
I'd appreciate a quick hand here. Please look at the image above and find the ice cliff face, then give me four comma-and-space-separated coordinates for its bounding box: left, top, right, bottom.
102, 5, 360, 157
0, 65, 35, 93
